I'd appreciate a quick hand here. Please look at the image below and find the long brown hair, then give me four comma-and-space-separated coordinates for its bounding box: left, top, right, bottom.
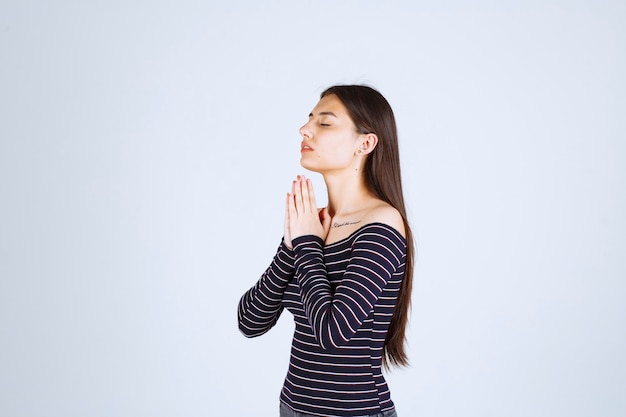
321, 85, 415, 369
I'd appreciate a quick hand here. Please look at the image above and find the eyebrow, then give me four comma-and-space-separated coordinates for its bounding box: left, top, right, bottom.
309, 111, 338, 118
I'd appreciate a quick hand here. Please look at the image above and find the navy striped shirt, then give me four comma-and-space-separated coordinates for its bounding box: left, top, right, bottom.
238, 223, 406, 417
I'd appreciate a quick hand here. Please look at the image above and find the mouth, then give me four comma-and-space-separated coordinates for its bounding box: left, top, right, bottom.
300, 143, 313, 152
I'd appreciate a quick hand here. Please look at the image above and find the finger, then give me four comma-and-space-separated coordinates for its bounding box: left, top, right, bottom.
299, 177, 311, 213
319, 207, 332, 236
289, 180, 297, 216
287, 191, 297, 217
284, 192, 290, 228
293, 178, 303, 214
284, 193, 292, 249
305, 178, 317, 212
287, 192, 299, 237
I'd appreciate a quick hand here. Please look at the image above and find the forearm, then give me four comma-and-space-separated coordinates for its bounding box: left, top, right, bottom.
238, 239, 295, 337
293, 230, 402, 350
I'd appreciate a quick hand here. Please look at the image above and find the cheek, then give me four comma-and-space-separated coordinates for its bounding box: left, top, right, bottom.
336, 141, 359, 158
327, 148, 356, 167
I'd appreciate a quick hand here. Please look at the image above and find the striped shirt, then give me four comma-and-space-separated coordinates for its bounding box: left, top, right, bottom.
238, 223, 406, 417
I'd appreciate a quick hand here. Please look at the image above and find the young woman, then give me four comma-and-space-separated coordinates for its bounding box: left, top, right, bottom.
238, 85, 414, 417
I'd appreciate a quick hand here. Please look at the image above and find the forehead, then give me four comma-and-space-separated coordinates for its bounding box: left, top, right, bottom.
311, 94, 348, 116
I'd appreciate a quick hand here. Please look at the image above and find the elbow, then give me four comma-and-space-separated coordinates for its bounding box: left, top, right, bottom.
238, 321, 267, 338
310, 312, 353, 350
238, 320, 254, 337
238, 312, 275, 338
237, 301, 263, 338
237, 300, 282, 338
315, 311, 358, 350
315, 330, 350, 351
237, 313, 262, 338
239, 327, 258, 338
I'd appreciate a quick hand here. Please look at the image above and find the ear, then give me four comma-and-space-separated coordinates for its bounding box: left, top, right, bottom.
356, 133, 378, 156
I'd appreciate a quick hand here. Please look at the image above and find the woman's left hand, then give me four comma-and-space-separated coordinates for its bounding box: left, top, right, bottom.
286, 175, 331, 244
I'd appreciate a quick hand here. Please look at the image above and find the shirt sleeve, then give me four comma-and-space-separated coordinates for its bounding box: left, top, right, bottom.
292, 224, 406, 350
237, 239, 295, 338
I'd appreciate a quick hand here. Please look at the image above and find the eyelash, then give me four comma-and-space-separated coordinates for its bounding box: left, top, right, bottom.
320, 123, 331, 127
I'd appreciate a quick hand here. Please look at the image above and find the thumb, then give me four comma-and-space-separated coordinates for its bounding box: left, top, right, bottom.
319, 207, 331, 235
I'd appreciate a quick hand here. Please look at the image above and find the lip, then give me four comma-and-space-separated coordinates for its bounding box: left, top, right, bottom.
300, 142, 314, 152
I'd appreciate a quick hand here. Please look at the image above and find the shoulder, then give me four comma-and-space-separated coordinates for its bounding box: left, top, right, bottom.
361, 202, 406, 239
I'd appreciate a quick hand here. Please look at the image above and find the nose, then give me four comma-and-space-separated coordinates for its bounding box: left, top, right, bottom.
299, 121, 312, 139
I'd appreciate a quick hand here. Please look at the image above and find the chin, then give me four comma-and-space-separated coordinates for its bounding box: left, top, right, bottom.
299, 158, 320, 172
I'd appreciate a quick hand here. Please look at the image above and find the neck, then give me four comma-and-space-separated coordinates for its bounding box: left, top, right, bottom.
323, 169, 372, 218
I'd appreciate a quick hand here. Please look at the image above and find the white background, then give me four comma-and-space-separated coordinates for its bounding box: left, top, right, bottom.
1, 1, 624, 416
